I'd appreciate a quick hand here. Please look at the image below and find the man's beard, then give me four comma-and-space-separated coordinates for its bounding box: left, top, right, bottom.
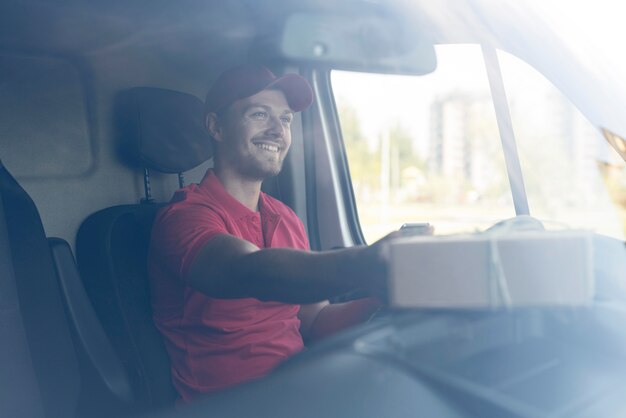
238, 155, 284, 181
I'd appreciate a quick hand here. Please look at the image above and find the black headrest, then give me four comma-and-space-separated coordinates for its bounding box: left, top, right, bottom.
118, 87, 213, 174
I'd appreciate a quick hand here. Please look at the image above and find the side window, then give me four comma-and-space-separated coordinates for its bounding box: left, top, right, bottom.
498, 50, 626, 239
331, 44, 514, 242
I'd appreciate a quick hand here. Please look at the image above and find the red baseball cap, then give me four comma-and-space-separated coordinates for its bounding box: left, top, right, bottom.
205, 65, 314, 114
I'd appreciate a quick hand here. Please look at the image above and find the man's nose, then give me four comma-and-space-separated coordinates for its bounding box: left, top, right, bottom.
265, 115, 285, 137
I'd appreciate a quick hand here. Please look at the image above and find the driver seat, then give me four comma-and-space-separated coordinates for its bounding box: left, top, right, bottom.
75, 87, 212, 410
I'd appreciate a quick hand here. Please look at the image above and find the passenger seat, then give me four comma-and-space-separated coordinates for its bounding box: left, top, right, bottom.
0, 160, 81, 418
1, 159, 133, 418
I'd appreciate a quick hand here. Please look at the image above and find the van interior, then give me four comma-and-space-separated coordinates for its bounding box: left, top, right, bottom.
2, 1, 626, 417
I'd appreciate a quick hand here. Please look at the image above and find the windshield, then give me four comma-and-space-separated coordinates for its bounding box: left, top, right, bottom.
329, 0, 626, 242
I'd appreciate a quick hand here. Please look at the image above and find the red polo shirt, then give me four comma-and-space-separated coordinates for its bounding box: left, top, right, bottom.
148, 170, 308, 401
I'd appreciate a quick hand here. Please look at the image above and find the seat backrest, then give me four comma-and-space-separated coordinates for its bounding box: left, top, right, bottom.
0, 160, 81, 418
75, 87, 212, 409
77, 203, 174, 409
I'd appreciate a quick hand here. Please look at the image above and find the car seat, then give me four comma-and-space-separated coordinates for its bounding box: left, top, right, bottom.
0, 159, 81, 418
75, 87, 212, 410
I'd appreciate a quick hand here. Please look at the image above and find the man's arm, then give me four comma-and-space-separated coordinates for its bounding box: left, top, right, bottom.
298, 298, 381, 343
186, 233, 389, 304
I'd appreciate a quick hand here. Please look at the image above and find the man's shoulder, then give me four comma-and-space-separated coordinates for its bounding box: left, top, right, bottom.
154, 184, 226, 225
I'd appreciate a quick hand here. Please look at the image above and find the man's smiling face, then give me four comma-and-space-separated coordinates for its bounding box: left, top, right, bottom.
212, 89, 293, 181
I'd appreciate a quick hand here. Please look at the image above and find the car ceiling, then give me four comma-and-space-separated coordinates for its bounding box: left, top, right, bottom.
0, 0, 391, 64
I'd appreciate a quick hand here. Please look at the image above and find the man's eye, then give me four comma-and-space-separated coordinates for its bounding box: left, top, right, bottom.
251, 111, 267, 119
280, 116, 293, 124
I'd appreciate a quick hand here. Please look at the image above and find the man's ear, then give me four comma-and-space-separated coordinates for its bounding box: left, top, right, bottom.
206, 112, 223, 142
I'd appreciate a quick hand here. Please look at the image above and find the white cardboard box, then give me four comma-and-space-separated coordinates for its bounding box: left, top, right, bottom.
386, 231, 625, 308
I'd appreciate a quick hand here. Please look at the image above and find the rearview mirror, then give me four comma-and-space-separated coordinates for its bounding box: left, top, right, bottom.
253, 11, 437, 76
